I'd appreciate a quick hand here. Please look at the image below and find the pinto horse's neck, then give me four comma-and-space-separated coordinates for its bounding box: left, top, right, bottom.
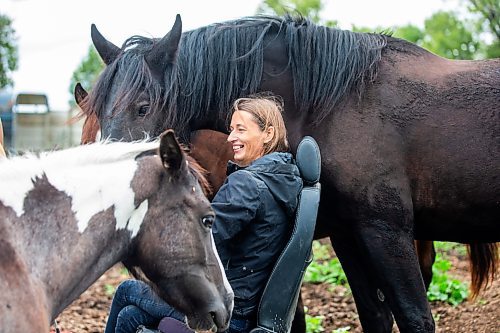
0, 142, 156, 322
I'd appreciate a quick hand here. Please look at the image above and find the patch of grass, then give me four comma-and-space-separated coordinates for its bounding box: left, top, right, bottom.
434, 242, 467, 257
104, 283, 116, 296
306, 241, 468, 306
427, 253, 469, 306
120, 266, 129, 276
305, 257, 349, 286
305, 307, 324, 333
305, 242, 349, 286
311, 241, 332, 260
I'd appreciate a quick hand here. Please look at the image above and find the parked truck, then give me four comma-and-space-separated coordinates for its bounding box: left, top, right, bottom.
0, 91, 83, 155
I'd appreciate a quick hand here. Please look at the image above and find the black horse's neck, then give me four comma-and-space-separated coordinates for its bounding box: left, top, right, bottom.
167, 15, 388, 140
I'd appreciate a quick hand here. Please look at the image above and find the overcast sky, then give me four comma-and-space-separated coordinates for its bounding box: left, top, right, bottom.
3, 0, 460, 110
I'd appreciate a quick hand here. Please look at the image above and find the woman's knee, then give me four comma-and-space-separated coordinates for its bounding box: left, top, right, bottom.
115, 279, 145, 298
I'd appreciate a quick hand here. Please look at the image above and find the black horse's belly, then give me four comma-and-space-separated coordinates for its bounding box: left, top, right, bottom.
414, 206, 500, 242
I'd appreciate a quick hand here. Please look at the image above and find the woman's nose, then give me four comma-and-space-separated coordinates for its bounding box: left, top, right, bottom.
227, 131, 236, 142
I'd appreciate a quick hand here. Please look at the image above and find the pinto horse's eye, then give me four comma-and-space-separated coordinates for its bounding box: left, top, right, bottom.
138, 105, 150, 117
201, 215, 215, 229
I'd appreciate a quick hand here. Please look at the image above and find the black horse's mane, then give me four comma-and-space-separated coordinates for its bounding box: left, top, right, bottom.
89, 14, 388, 140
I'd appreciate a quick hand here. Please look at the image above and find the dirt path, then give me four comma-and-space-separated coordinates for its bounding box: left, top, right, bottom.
51, 243, 499, 333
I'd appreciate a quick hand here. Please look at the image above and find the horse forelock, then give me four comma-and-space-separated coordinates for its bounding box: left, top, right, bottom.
87, 36, 171, 134
0, 140, 160, 232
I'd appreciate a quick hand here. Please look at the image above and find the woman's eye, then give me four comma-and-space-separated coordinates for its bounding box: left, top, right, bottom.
138, 105, 150, 117
201, 215, 215, 228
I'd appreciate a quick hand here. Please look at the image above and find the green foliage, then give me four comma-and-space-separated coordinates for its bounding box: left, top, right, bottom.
257, 0, 338, 27
427, 253, 469, 306
422, 11, 479, 59
305, 304, 350, 333
311, 240, 332, 260
466, 0, 500, 40
120, 266, 130, 276
394, 24, 425, 44
104, 283, 116, 295
305, 257, 348, 285
0, 13, 18, 89
304, 308, 324, 333
434, 242, 467, 257
257, 0, 323, 22
305, 242, 348, 286
68, 45, 104, 106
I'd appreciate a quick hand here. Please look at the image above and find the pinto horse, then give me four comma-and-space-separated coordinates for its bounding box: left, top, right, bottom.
78, 14, 498, 332
0, 130, 233, 333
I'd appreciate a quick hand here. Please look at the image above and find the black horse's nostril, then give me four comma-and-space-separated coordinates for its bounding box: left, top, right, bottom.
210, 306, 231, 332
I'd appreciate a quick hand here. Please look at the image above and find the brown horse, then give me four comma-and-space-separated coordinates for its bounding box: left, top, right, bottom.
78, 14, 498, 332
0, 130, 233, 333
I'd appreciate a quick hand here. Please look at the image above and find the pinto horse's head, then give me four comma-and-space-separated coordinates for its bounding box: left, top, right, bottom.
125, 130, 233, 332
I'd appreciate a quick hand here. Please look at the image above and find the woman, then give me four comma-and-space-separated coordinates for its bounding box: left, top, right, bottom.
105, 93, 303, 333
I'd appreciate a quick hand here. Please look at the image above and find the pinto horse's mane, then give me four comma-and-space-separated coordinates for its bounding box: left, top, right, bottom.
0, 138, 212, 199
84, 14, 388, 140
0, 139, 159, 175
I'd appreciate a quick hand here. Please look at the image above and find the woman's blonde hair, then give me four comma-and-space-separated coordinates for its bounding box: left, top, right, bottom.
230, 93, 289, 154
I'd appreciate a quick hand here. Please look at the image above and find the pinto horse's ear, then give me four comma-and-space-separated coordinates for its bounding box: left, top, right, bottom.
159, 129, 185, 173
145, 14, 182, 82
91, 23, 121, 65
74, 83, 88, 107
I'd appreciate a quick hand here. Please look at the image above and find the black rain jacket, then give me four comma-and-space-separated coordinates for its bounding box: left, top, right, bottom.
211, 152, 303, 318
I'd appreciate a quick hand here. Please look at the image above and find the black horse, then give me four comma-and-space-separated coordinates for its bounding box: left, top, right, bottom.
79, 14, 499, 332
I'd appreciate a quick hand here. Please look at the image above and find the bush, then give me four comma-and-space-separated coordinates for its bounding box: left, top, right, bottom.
427, 253, 469, 306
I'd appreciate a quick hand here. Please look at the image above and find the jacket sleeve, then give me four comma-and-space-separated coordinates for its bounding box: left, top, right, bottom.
211, 170, 261, 246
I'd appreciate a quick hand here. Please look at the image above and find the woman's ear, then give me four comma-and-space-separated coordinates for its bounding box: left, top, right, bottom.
264, 126, 275, 144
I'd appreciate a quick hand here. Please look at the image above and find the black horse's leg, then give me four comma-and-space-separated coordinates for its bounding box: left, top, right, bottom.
329, 227, 394, 333
290, 293, 306, 333
354, 182, 435, 332
357, 223, 434, 332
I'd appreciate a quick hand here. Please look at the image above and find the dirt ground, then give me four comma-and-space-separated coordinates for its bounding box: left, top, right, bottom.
51, 240, 499, 333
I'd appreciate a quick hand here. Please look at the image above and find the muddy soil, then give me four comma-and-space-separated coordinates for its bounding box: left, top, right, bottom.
51, 240, 499, 333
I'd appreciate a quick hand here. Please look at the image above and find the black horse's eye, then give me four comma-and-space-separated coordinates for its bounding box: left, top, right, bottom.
201, 215, 215, 228
138, 105, 150, 117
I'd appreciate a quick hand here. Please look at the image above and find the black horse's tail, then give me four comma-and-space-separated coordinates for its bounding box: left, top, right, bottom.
468, 242, 498, 299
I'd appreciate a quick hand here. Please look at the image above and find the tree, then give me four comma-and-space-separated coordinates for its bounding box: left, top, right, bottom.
257, 0, 338, 27
68, 45, 104, 107
466, 0, 499, 58
396, 11, 480, 60
468, 0, 499, 40
422, 11, 479, 59
0, 13, 18, 89
393, 24, 425, 44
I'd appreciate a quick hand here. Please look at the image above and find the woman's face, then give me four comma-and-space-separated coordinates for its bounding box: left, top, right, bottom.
228, 110, 271, 167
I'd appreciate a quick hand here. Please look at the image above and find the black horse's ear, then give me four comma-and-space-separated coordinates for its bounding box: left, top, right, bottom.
91, 23, 121, 65
145, 14, 182, 82
74, 83, 88, 108
159, 129, 185, 173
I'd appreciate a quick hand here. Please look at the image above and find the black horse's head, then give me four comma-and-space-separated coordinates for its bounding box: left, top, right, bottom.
88, 15, 183, 142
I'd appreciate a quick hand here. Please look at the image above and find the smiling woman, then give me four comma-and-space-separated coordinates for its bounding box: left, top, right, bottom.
103, 94, 303, 333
